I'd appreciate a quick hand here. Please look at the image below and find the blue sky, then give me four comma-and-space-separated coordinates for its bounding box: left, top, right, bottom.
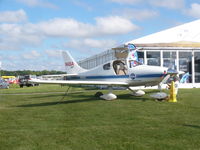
0, 0, 200, 71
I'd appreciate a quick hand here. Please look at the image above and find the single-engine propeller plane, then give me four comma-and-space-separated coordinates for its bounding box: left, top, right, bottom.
30, 44, 170, 100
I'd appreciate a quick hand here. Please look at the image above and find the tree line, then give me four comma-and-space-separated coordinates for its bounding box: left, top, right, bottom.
0, 70, 66, 76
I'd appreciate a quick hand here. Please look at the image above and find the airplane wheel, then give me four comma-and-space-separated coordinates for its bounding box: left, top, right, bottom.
95, 92, 103, 97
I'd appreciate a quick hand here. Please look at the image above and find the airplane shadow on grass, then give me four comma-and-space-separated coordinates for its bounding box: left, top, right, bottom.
118, 93, 149, 101
17, 92, 150, 108
17, 97, 99, 108
183, 124, 200, 129
29, 91, 84, 99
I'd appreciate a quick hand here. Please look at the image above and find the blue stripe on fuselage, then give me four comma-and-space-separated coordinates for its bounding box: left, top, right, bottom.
66, 74, 164, 80
86, 75, 129, 79
136, 74, 164, 78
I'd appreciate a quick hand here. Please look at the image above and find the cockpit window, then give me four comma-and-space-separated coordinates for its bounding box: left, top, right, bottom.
113, 60, 127, 75
103, 63, 110, 70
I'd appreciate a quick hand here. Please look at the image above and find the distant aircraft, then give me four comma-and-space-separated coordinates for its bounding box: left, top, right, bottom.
30, 44, 169, 100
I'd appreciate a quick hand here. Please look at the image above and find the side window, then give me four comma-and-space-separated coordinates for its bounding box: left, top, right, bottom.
103, 63, 110, 70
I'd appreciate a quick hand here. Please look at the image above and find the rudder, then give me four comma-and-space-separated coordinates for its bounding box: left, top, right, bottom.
62, 51, 86, 74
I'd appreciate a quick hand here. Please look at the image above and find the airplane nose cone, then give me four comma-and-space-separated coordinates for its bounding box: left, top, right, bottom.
152, 66, 168, 81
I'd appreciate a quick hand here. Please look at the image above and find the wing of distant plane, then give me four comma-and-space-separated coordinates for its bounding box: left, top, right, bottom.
29, 79, 129, 86
41, 74, 77, 78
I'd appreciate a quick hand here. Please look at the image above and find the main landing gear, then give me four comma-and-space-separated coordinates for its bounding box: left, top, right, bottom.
95, 86, 117, 101
95, 86, 146, 101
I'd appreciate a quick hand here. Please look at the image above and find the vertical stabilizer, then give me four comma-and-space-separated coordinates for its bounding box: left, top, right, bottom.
62, 51, 87, 74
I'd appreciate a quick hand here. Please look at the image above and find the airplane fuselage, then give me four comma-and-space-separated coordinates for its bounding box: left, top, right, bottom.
65, 60, 167, 87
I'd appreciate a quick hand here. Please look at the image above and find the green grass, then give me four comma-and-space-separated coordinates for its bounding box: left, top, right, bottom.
0, 84, 85, 94
0, 85, 200, 150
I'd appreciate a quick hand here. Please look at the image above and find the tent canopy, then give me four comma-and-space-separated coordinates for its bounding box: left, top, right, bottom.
126, 19, 200, 47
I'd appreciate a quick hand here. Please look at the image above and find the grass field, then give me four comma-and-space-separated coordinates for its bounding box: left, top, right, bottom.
0, 85, 200, 150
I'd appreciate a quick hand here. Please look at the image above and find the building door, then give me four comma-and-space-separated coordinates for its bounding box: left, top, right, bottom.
163, 51, 177, 70
179, 51, 192, 83
194, 52, 200, 83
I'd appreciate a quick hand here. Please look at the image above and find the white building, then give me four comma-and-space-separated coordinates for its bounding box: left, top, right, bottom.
78, 19, 200, 88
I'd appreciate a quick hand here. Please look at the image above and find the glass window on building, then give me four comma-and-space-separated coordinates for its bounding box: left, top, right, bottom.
147, 51, 160, 66
163, 51, 177, 70
138, 51, 144, 64
195, 52, 200, 83
179, 51, 192, 83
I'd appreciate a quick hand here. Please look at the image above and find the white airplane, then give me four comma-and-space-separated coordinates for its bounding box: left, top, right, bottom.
30, 44, 169, 100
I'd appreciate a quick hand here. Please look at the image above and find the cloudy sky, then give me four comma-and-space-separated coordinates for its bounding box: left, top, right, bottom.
0, 0, 200, 71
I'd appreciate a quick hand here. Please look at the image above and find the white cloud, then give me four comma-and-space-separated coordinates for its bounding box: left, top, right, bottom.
83, 39, 117, 48
115, 9, 159, 21
22, 50, 41, 59
2, 61, 17, 70
186, 3, 200, 18
0, 23, 43, 50
45, 50, 62, 58
109, 0, 185, 9
1, 57, 64, 71
95, 16, 139, 35
17, 0, 58, 9
22, 60, 63, 71
64, 39, 117, 50
36, 16, 138, 38
0, 13, 139, 51
37, 18, 95, 38
0, 9, 27, 23
150, 0, 185, 9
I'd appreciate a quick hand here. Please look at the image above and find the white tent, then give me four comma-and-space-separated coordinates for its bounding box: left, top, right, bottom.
126, 19, 200, 45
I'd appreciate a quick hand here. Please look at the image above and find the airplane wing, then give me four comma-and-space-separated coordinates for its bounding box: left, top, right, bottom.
29, 79, 128, 86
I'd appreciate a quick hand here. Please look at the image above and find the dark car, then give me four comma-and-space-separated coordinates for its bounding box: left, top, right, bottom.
19, 75, 39, 88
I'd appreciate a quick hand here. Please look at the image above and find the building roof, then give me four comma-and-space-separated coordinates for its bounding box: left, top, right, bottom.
126, 19, 200, 47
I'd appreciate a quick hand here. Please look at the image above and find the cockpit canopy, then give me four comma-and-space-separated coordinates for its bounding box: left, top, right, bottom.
103, 60, 127, 75
103, 59, 142, 75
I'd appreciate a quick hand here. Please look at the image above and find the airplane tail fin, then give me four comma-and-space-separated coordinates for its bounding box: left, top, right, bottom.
62, 51, 86, 74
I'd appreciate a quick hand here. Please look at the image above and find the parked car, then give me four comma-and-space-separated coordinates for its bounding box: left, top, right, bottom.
0, 78, 9, 89
18, 75, 39, 88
